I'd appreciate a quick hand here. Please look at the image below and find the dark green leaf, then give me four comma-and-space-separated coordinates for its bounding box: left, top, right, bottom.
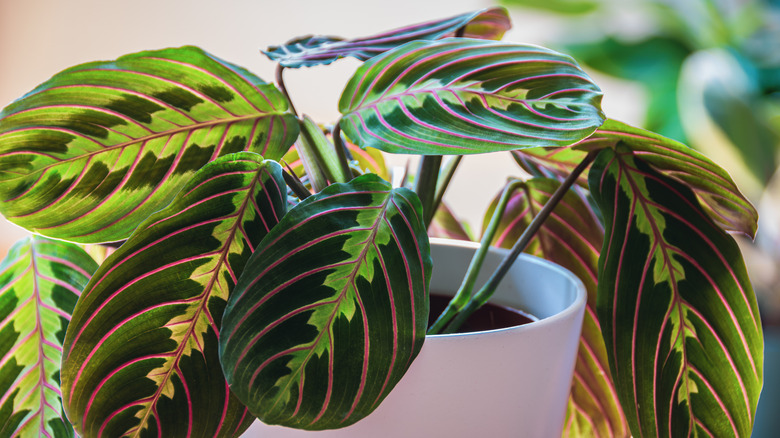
60, 152, 287, 437
585, 119, 758, 238
219, 174, 431, 430
590, 146, 762, 437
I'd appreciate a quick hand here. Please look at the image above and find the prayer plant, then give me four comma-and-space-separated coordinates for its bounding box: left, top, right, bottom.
0, 6, 764, 438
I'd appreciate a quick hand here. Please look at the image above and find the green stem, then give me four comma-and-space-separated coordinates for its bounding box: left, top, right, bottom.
276, 65, 298, 117
331, 122, 355, 182
415, 156, 443, 228
431, 156, 462, 218
442, 150, 598, 334
428, 178, 525, 335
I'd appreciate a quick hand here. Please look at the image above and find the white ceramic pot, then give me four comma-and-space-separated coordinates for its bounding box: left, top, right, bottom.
244, 238, 586, 438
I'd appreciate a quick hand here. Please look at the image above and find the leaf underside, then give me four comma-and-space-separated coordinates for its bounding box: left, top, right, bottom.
262, 7, 511, 68
339, 38, 605, 155
219, 174, 431, 430
0, 236, 97, 438
484, 179, 628, 437
590, 146, 762, 437
581, 119, 757, 238
0, 46, 298, 244
60, 152, 287, 437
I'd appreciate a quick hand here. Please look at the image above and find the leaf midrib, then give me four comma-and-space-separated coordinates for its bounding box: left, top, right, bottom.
269, 194, 391, 425
127, 167, 267, 438
3, 113, 278, 182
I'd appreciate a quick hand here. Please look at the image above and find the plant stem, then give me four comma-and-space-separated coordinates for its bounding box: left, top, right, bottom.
276, 65, 298, 117
415, 156, 442, 228
442, 150, 598, 334
431, 156, 462, 218
427, 178, 525, 335
331, 122, 355, 181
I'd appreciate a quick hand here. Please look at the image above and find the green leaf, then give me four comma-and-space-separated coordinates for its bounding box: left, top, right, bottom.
219, 174, 431, 430
60, 152, 288, 437
298, 116, 351, 184
500, 0, 599, 15
339, 38, 605, 155
586, 119, 758, 238
0, 46, 298, 244
589, 146, 763, 437
262, 7, 511, 68
482, 179, 628, 437
342, 138, 389, 181
0, 236, 97, 438
428, 202, 473, 241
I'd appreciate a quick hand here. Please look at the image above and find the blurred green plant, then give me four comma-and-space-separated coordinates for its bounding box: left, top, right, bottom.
503, 0, 780, 323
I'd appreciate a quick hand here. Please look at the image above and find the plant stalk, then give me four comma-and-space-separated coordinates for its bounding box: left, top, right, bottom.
275, 65, 298, 117
415, 155, 443, 228
331, 122, 355, 181
441, 150, 598, 334
427, 178, 525, 334
431, 156, 462, 218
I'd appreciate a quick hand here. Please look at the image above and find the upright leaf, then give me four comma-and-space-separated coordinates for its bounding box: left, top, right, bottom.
428, 202, 472, 241
339, 38, 604, 155
483, 179, 628, 437
262, 7, 511, 68
0, 46, 298, 243
61, 152, 287, 437
589, 146, 763, 437
282, 133, 389, 184
587, 120, 757, 237
0, 236, 97, 438
219, 174, 431, 430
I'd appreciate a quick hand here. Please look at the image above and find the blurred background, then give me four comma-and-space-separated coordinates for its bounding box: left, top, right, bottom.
1, 0, 778, 435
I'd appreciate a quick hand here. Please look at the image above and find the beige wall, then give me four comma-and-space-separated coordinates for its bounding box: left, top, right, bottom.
0, 0, 642, 255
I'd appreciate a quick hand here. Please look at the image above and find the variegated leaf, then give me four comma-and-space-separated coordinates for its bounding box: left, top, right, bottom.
262, 7, 511, 68
589, 146, 762, 437
483, 179, 628, 437
60, 152, 288, 437
428, 202, 472, 241
340, 137, 389, 181
219, 174, 431, 430
0, 46, 298, 244
582, 119, 757, 238
0, 236, 97, 438
339, 38, 604, 155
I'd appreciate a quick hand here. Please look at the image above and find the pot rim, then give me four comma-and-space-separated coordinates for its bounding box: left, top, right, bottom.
426, 237, 587, 339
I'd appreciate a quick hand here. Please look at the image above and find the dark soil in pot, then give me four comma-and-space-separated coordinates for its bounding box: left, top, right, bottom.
428, 293, 536, 334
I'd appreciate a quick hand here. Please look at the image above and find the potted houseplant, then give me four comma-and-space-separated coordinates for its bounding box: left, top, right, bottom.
0, 6, 763, 438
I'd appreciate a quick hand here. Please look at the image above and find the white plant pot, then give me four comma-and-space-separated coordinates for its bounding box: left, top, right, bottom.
244, 238, 587, 438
